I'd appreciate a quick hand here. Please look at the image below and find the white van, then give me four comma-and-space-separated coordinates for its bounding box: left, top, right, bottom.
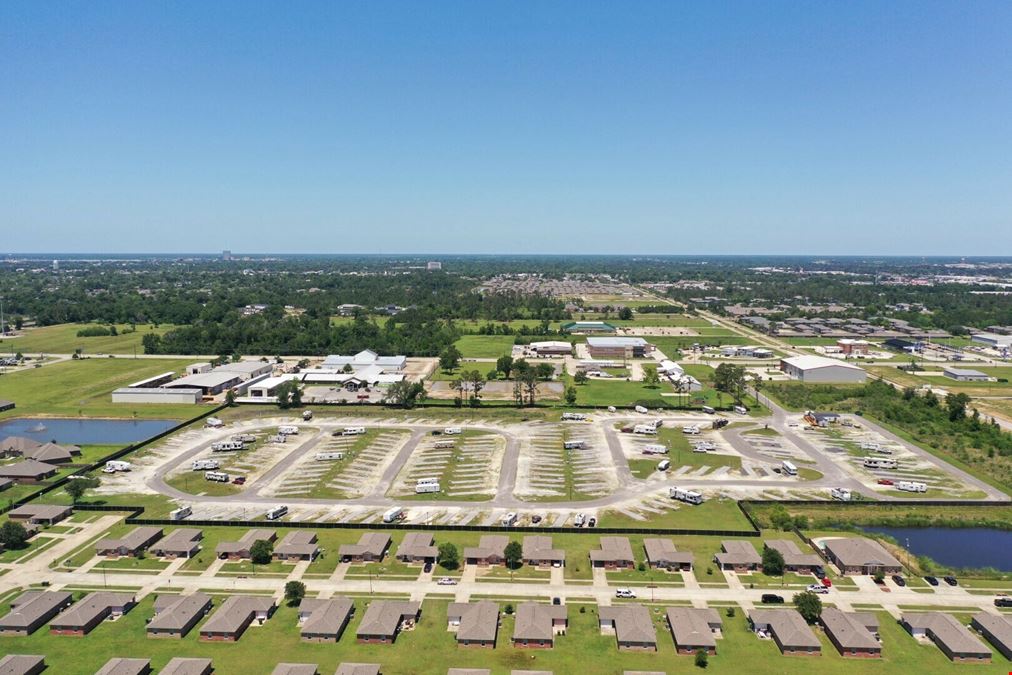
782, 460, 798, 476
734, 405, 748, 415
657, 459, 671, 472
103, 460, 132, 473
615, 588, 637, 598
701, 406, 716, 414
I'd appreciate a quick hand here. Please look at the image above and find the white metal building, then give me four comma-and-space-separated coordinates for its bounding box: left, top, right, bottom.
780, 355, 867, 383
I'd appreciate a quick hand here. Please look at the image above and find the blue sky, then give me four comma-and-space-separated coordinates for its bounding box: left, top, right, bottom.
2, 1, 1011, 255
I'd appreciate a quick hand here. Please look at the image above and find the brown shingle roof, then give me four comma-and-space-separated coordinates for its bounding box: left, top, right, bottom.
356, 601, 419, 638
338, 532, 390, 559
299, 597, 353, 638
448, 601, 499, 643
589, 537, 634, 564
748, 609, 821, 650
512, 603, 567, 642
599, 605, 656, 646
903, 613, 990, 657
666, 607, 720, 650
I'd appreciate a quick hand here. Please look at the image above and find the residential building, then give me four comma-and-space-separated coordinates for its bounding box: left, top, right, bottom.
763, 540, 823, 574
147, 593, 213, 638
598, 605, 657, 651
95, 526, 164, 557
395, 532, 438, 564
522, 535, 565, 567
512, 603, 567, 648
6, 504, 71, 525
22, 442, 77, 464
150, 528, 203, 559
160, 658, 214, 675
0, 460, 58, 483
50, 592, 136, 635
215, 529, 277, 559
902, 613, 991, 662
589, 536, 634, 569
643, 539, 694, 571
464, 535, 508, 567
747, 609, 821, 656
199, 596, 276, 642
943, 367, 990, 382
271, 664, 318, 675
714, 540, 761, 572
338, 532, 391, 562
665, 607, 722, 655
779, 355, 867, 383
820, 608, 881, 658
355, 601, 420, 644
298, 597, 354, 642
822, 538, 902, 576
0, 436, 41, 458
0, 655, 45, 675
837, 339, 871, 356
274, 531, 320, 561
970, 612, 1012, 660
447, 601, 500, 648
586, 337, 655, 359
334, 665, 381, 675
95, 658, 152, 675
0, 591, 73, 635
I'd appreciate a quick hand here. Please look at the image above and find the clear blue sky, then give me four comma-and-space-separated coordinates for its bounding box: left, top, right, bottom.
2, 1, 1011, 255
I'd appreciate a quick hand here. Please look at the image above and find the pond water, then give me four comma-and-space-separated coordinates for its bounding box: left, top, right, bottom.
0, 417, 177, 446
863, 526, 1012, 572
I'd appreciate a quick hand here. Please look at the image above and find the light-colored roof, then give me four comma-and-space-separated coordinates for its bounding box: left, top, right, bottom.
7, 504, 70, 521
643, 538, 693, 566
166, 371, 242, 389
95, 658, 151, 675
148, 593, 212, 632
586, 337, 650, 348
589, 536, 634, 563
765, 540, 822, 567
0, 655, 45, 675
943, 367, 988, 377
356, 601, 420, 638
748, 609, 821, 649
666, 607, 721, 649
820, 608, 880, 651
781, 355, 865, 372
270, 665, 318, 675
529, 341, 572, 351
903, 613, 991, 656
824, 537, 901, 569
215, 360, 272, 374
449, 601, 499, 642
152, 528, 202, 554
95, 526, 162, 553
513, 603, 567, 642
334, 665, 381, 675
599, 605, 656, 645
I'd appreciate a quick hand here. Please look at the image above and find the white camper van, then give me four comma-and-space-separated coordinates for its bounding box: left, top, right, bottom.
669, 487, 704, 505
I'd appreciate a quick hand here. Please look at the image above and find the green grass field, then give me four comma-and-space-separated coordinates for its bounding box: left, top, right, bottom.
453, 335, 518, 359
0, 357, 200, 419
0, 323, 178, 355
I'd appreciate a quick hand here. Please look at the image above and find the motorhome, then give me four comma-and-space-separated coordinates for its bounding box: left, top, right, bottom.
682, 425, 700, 435
782, 460, 798, 476
278, 425, 299, 435
343, 427, 366, 436
170, 506, 192, 521
205, 471, 230, 482
103, 460, 132, 473
205, 417, 224, 428
860, 441, 881, 452
733, 405, 748, 415
669, 487, 704, 505
897, 480, 927, 493
692, 440, 716, 452
382, 507, 404, 523
863, 457, 898, 470
434, 440, 455, 449
415, 482, 441, 494
315, 451, 345, 461
192, 459, 219, 471
266, 505, 288, 520
831, 487, 852, 501
642, 444, 668, 455
267, 434, 287, 443
564, 440, 587, 449
211, 440, 245, 452
232, 434, 257, 444
701, 406, 716, 414
444, 427, 463, 435
501, 512, 518, 527
562, 413, 588, 421
634, 405, 649, 414
416, 477, 440, 487
657, 459, 671, 472
633, 424, 657, 435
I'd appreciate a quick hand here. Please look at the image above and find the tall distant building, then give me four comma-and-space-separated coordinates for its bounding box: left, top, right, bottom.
222, 250, 232, 261
427, 261, 442, 270
52, 259, 59, 271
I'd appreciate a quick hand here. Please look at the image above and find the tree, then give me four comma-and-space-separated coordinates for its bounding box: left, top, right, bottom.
535, 363, 554, 380
793, 590, 823, 624
714, 363, 747, 404
64, 476, 100, 503
564, 386, 578, 406
574, 370, 589, 385
0, 521, 29, 550
522, 369, 539, 406
618, 306, 634, 321
504, 540, 523, 570
250, 539, 273, 565
274, 380, 300, 409
437, 542, 459, 570
384, 380, 426, 408
946, 392, 971, 422
496, 355, 514, 378
224, 389, 236, 407
439, 344, 462, 372
694, 649, 709, 668
284, 580, 306, 607
467, 369, 485, 406
643, 365, 660, 388
761, 546, 785, 577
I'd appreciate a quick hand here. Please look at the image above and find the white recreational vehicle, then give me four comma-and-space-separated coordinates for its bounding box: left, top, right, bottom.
634, 405, 649, 414
897, 480, 927, 493
562, 412, 588, 421
169, 506, 192, 521
192, 459, 219, 471
669, 487, 704, 505
633, 424, 657, 435
692, 440, 716, 452
205, 471, 230, 482
642, 444, 668, 455
302, 410, 313, 420
682, 425, 700, 435
863, 457, 898, 470
278, 425, 300, 435
205, 417, 224, 428
342, 427, 366, 436
434, 440, 455, 449
232, 433, 257, 444
781, 460, 798, 476
444, 427, 463, 435
315, 451, 345, 461
102, 460, 132, 473
501, 512, 518, 527
415, 482, 441, 494
265, 505, 288, 520
211, 440, 245, 452
831, 487, 852, 501
382, 506, 404, 523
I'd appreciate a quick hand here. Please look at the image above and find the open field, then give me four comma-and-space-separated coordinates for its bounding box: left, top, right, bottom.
0, 323, 178, 355
871, 365, 1012, 395
0, 357, 199, 419
453, 335, 518, 359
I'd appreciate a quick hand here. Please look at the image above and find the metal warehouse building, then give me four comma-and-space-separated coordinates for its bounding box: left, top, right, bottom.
780, 355, 867, 383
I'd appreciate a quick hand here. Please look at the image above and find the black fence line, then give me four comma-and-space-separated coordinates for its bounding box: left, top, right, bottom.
2, 404, 228, 515
740, 499, 1010, 509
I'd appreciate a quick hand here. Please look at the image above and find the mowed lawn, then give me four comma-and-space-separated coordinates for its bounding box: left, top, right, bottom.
0, 594, 996, 674
0, 357, 199, 419
0, 323, 177, 355
454, 335, 517, 359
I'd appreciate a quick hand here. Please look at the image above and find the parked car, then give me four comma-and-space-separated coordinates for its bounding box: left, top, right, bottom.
924, 576, 939, 586
423, 562, 433, 573
877, 478, 894, 486
232, 476, 246, 485
552, 597, 562, 606
806, 584, 829, 594
943, 576, 958, 586
588, 517, 597, 527
531, 514, 543, 524
891, 575, 906, 587
615, 588, 636, 599
995, 597, 1012, 608
821, 577, 832, 587
437, 577, 457, 585
761, 594, 784, 604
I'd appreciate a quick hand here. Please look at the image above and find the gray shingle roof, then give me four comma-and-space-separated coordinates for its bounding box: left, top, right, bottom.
512, 603, 567, 642
299, 597, 353, 637
148, 593, 212, 632
599, 605, 656, 646
448, 601, 499, 643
